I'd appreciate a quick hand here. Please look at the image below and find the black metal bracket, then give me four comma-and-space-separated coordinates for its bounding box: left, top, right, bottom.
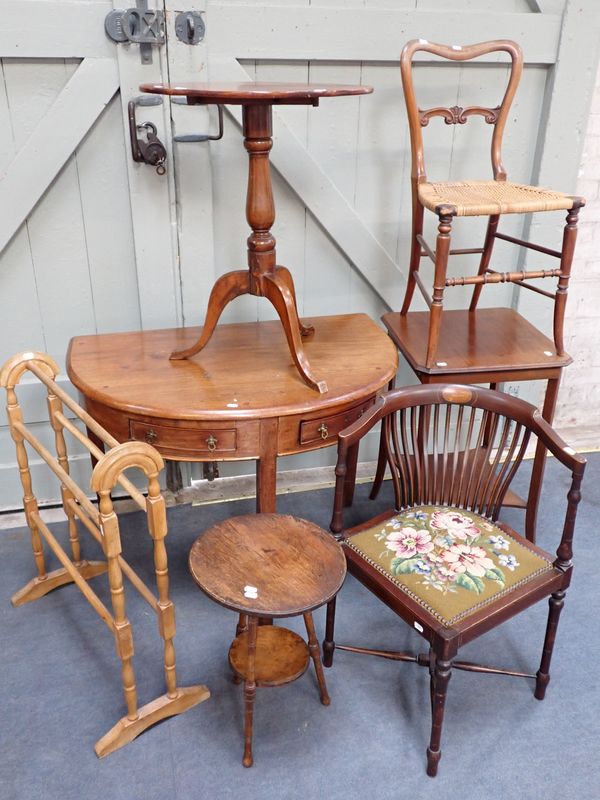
105, 0, 165, 65
172, 101, 224, 143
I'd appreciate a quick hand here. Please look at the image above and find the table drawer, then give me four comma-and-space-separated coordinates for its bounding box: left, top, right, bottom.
299, 402, 372, 446
130, 421, 237, 455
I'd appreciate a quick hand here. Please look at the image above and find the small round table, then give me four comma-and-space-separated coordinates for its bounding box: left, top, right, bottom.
189, 513, 346, 767
139, 81, 372, 394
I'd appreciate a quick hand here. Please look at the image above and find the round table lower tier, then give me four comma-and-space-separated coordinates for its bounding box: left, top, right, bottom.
228, 626, 310, 687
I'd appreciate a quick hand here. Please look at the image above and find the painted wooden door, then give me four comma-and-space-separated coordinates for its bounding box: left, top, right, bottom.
198, 0, 600, 481
0, 0, 209, 508
2, 0, 599, 510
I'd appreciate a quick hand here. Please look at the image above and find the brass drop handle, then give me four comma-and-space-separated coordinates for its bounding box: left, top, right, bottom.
317, 423, 329, 440
145, 429, 158, 444
206, 434, 218, 452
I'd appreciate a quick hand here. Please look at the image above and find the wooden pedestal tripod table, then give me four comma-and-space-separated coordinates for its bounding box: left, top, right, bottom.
140, 81, 373, 393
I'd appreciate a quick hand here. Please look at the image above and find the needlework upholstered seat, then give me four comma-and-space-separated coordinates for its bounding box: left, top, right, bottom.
323, 384, 586, 778
344, 505, 552, 627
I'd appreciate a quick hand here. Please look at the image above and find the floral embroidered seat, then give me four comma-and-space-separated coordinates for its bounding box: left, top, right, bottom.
344, 506, 553, 627
323, 383, 586, 779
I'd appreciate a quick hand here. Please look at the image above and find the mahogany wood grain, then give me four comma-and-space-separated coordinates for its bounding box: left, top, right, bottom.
189, 514, 346, 617
389, 40, 584, 542
382, 308, 572, 376
189, 513, 345, 766
141, 81, 372, 392
325, 383, 586, 778
67, 314, 397, 513
139, 81, 372, 105
229, 626, 310, 687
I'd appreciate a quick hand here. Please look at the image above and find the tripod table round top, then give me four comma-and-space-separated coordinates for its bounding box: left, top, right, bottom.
139, 81, 373, 105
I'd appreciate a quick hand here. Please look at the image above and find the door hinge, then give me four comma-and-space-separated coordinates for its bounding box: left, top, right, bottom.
105, 1, 165, 65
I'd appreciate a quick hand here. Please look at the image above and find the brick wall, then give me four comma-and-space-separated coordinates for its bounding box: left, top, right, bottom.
554, 61, 600, 441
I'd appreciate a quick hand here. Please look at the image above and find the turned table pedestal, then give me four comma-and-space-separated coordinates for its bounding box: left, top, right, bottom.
139, 81, 372, 393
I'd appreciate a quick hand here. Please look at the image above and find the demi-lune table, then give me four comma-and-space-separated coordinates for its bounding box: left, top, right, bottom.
139, 81, 373, 394
67, 313, 398, 512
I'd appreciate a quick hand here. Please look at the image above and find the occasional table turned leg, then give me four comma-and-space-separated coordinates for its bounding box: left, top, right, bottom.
243, 616, 258, 767
304, 612, 330, 706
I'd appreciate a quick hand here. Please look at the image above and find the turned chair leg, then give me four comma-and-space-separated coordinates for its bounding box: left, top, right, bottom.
554, 205, 582, 357
535, 590, 566, 701
469, 214, 500, 311
426, 657, 452, 777
242, 616, 258, 767
425, 210, 454, 370
322, 597, 337, 668
304, 612, 330, 705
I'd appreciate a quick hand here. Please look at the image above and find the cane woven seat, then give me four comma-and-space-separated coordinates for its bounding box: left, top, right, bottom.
418, 180, 575, 217
378, 39, 585, 544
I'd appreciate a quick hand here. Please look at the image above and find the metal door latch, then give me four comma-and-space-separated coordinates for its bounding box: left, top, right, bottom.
128, 97, 167, 174
105, 1, 165, 64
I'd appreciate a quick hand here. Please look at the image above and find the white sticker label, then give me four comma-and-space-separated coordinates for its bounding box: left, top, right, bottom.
413, 621, 424, 633
244, 585, 258, 599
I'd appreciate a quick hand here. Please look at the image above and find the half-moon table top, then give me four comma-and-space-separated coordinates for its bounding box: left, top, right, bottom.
139, 81, 373, 105
66, 313, 398, 422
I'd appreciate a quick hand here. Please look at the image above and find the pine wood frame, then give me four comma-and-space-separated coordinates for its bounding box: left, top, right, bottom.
0, 351, 209, 757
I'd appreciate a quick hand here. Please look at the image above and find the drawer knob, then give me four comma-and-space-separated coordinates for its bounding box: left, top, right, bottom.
206, 434, 218, 452
145, 429, 158, 445
317, 423, 329, 440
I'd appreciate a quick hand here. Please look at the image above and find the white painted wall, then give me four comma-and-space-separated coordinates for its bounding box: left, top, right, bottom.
554, 59, 600, 441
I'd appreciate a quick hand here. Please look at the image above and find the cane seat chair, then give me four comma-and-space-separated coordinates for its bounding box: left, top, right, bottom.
378, 39, 585, 541
323, 384, 585, 777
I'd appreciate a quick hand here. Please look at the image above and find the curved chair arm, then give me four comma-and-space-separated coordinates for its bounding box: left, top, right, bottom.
332, 384, 586, 536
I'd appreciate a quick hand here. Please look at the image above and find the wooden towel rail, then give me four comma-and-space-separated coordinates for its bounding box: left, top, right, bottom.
1, 351, 210, 757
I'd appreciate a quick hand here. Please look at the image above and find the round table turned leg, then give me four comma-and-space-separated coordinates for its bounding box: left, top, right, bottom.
304, 612, 330, 706
242, 616, 258, 767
